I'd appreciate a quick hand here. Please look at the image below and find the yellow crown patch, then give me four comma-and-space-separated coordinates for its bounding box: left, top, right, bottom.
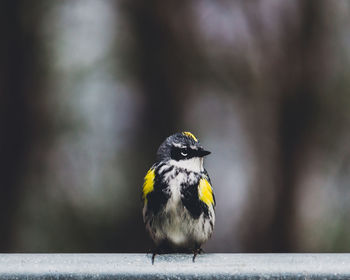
182, 131, 198, 142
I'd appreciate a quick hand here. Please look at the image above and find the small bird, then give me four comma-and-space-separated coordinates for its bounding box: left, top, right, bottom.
142, 132, 215, 263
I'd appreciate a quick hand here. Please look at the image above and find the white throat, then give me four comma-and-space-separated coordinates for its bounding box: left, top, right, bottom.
169, 157, 204, 173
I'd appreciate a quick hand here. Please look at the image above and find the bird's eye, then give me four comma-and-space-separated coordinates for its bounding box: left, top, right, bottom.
180, 149, 188, 157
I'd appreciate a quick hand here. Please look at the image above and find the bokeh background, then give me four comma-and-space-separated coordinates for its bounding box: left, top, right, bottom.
1, 0, 350, 253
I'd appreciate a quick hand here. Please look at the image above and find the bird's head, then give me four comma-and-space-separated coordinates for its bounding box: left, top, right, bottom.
156, 132, 210, 173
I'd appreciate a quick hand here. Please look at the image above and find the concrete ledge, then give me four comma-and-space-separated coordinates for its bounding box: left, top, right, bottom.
0, 253, 349, 279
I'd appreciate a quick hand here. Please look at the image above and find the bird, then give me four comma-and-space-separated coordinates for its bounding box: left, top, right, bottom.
141, 131, 215, 264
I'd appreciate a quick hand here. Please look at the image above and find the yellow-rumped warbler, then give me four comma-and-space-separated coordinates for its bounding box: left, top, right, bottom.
142, 132, 215, 263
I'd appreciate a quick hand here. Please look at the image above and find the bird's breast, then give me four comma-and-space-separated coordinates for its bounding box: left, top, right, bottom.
164, 168, 200, 211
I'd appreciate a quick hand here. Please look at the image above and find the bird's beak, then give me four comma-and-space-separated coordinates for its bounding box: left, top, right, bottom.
197, 148, 211, 157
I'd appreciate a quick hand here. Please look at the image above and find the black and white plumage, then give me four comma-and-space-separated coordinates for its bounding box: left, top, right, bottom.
142, 132, 215, 263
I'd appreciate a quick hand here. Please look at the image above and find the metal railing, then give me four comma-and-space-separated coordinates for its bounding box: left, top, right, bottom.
0, 253, 349, 279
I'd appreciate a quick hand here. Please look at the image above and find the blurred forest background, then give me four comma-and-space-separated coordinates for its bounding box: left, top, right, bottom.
1, 0, 350, 253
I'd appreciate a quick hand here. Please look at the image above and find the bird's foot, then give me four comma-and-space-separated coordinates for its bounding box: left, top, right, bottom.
145, 248, 158, 264
150, 248, 165, 265
192, 248, 204, 263
151, 252, 157, 265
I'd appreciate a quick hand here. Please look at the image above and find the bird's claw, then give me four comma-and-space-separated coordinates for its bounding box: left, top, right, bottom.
192, 248, 204, 262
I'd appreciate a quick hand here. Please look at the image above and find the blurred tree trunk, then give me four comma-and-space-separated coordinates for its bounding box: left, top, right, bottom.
269, 0, 327, 252
123, 0, 196, 152
0, 0, 45, 251
242, 0, 328, 252
115, 0, 197, 252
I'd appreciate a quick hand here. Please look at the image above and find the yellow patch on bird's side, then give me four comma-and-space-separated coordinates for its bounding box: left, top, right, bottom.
142, 168, 155, 202
182, 131, 198, 142
198, 178, 214, 206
